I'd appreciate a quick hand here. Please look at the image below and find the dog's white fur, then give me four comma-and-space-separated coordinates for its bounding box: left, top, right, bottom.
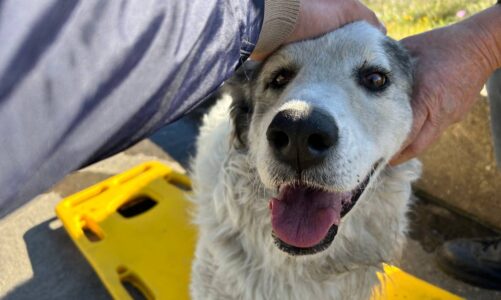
190, 22, 421, 300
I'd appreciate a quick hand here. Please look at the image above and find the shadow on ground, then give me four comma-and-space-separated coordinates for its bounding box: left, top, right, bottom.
409, 194, 498, 252
4, 218, 111, 300
149, 94, 215, 169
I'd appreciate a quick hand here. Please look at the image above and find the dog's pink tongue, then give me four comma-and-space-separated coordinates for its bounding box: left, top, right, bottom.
271, 186, 351, 248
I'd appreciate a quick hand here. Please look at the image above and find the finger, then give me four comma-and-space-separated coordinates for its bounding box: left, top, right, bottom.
389, 91, 431, 165
359, 7, 386, 34
400, 34, 424, 56
398, 92, 430, 151
378, 21, 387, 35
390, 118, 441, 165
250, 51, 268, 62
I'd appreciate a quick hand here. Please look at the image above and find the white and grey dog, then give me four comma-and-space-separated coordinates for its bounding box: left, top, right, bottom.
190, 22, 421, 300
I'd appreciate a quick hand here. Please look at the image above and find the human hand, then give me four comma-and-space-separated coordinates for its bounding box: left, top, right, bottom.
391, 14, 501, 165
251, 0, 385, 61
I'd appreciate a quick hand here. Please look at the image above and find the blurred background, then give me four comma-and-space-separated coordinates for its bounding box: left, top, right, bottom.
367, 0, 493, 38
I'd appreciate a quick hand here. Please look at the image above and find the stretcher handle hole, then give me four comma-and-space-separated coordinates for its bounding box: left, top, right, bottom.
82, 226, 102, 242
166, 176, 192, 191
117, 267, 151, 300
117, 196, 157, 218
122, 280, 148, 300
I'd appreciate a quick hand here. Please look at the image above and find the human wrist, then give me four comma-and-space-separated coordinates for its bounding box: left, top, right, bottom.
252, 0, 301, 58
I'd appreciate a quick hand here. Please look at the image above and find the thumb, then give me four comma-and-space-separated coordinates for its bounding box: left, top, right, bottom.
390, 94, 429, 165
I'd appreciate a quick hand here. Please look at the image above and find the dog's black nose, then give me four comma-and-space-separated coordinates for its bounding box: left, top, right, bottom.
266, 108, 338, 170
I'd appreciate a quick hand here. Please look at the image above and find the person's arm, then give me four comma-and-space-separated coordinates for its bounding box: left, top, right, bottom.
391, 3, 501, 165
0, 0, 265, 217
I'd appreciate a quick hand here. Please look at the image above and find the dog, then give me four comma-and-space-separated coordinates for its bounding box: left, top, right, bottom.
189, 22, 421, 300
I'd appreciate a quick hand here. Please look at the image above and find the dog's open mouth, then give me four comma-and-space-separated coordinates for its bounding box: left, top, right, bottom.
270, 162, 380, 256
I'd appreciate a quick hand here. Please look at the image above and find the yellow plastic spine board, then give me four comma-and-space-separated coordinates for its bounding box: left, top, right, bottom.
56, 161, 196, 299
375, 265, 463, 300
56, 161, 463, 300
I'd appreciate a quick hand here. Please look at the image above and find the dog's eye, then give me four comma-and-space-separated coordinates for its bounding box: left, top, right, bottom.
269, 69, 295, 90
360, 71, 389, 92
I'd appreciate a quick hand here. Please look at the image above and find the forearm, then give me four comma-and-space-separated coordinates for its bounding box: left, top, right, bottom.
0, 0, 264, 217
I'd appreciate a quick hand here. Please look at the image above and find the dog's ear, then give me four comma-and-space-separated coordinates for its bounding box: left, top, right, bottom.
227, 61, 261, 150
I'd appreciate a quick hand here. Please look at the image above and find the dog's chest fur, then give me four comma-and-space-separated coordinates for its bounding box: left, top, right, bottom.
189, 97, 421, 300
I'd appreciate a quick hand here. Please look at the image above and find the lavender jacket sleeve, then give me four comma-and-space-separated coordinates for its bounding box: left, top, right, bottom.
0, 0, 263, 217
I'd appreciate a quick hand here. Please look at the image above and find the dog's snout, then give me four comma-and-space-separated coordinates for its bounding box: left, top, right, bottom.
266, 109, 338, 170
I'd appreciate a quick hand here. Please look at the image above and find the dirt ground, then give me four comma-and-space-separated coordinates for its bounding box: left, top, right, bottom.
399, 195, 501, 299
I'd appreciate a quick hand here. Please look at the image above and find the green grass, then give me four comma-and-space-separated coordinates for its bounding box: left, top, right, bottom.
366, 0, 494, 39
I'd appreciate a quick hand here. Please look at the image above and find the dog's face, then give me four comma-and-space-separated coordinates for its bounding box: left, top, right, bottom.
228, 22, 413, 256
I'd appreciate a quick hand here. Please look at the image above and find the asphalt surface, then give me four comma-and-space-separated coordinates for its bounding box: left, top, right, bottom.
1, 113, 501, 299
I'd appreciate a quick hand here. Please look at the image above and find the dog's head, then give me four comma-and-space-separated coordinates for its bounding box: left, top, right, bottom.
227, 22, 413, 256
